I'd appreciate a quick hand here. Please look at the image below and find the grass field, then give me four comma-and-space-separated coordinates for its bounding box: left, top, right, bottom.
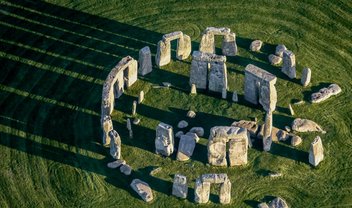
0, 0, 351, 207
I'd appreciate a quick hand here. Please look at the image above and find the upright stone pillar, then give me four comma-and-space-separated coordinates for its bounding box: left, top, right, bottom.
155, 122, 174, 156
309, 136, 324, 166
101, 115, 113, 145
263, 112, 273, 151
109, 130, 121, 159
138, 46, 152, 76
282, 50, 296, 79
222, 33, 237, 56
208, 61, 227, 93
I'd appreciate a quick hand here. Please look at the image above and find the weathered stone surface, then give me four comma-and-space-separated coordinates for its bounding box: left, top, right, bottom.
175, 131, 184, 138
194, 178, 210, 204
177, 133, 197, 161
244, 64, 277, 112
155, 122, 174, 156
208, 126, 249, 166
311, 84, 342, 103
301, 67, 311, 87
130, 179, 153, 202
189, 127, 204, 137
232, 120, 259, 137
201, 173, 228, 184
187, 110, 196, 118
107, 159, 126, 169
222, 32, 238, 56
288, 104, 294, 116
101, 115, 113, 145
232, 91, 238, 102
127, 118, 133, 138
222, 88, 227, 99
186, 132, 200, 143
258, 202, 270, 208
109, 130, 121, 159
275, 44, 287, 57
177, 120, 188, 129
208, 61, 227, 93
263, 112, 273, 151
268, 54, 282, 65
269, 197, 289, 208
138, 91, 144, 104
138, 46, 152, 76
200, 27, 237, 56
309, 136, 324, 166
282, 50, 296, 79
172, 174, 188, 199
291, 118, 325, 133
133, 118, 140, 125
291, 135, 302, 146
120, 164, 132, 175
190, 83, 197, 95
132, 101, 137, 116
250, 40, 263, 52
219, 179, 231, 204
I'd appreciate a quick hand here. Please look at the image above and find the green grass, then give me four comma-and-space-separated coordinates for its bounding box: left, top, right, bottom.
0, 0, 351, 207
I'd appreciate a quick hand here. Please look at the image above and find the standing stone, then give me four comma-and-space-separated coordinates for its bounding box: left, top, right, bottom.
130, 179, 154, 202
228, 128, 249, 166
311, 84, 342, 103
219, 179, 231, 204
172, 174, 188, 199
309, 136, 324, 166
269, 197, 289, 208
155, 122, 174, 156
268, 54, 282, 65
194, 178, 210, 204
120, 164, 132, 175
127, 118, 133, 138
138, 46, 152, 76
263, 112, 273, 152
132, 101, 137, 116
101, 115, 113, 145
138, 91, 144, 104
288, 104, 294, 115
275, 44, 287, 57
222, 32, 237, 56
232, 91, 238, 102
222, 88, 227, 99
155, 40, 171, 67
199, 33, 215, 54
301, 67, 311, 87
177, 133, 197, 161
250, 40, 263, 52
189, 51, 209, 89
187, 110, 196, 118
282, 50, 296, 79
208, 61, 227, 93
190, 83, 197, 95
109, 130, 121, 159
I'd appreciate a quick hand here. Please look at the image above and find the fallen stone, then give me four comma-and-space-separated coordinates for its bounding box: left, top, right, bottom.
138, 91, 144, 104
291, 135, 302, 146
301, 67, 311, 87
275, 44, 287, 57
250, 40, 263, 52
177, 133, 197, 161
149, 167, 162, 176
269, 197, 289, 208
268, 172, 282, 178
311, 84, 342, 103
175, 131, 184, 138
172, 174, 188, 199
288, 104, 294, 116
190, 83, 197, 95
162, 82, 171, 88
107, 159, 126, 169
285, 126, 291, 132
187, 110, 196, 118
186, 132, 200, 143
232, 91, 238, 102
120, 164, 132, 175
268, 54, 282, 65
177, 120, 188, 129
133, 118, 140, 125
291, 118, 325, 133
130, 179, 153, 202
258, 202, 270, 208
189, 127, 204, 137
257, 126, 290, 142
109, 130, 121, 159
219, 178, 231, 204
309, 136, 324, 166
126, 118, 132, 130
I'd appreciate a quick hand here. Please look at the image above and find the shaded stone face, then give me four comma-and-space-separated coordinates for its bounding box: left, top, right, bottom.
282, 50, 296, 79
208, 126, 249, 166
269, 197, 289, 208
130, 179, 153, 202
199, 27, 237, 56
309, 136, 324, 166
177, 133, 197, 161
172, 174, 188, 199
155, 122, 174, 156
208, 62, 227, 93
138, 46, 152, 76
194, 178, 210, 204
109, 130, 121, 159
249, 40, 263, 52
101, 115, 113, 145
301, 67, 311, 87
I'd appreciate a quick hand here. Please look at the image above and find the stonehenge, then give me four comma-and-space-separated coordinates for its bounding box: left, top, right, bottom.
244, 64, 277, 113
138, 91, 144, 104
155, 31, 191, 67
132, 101, 137, 116
194, 173, 231, 204
190, 83, 197, 94
155, 122, 174, 156
199, 27, 237, 56
208, 126, 249, 166
311, 83, 342, 103
263, 112, 273, 152
268, 54, 282, 65
172, 174, 188, 199
309, 136, 324, 166
189, 51, 227, 93
282, 50, 296, 79
130, 179, 154, 202
138, 46, 153, 76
